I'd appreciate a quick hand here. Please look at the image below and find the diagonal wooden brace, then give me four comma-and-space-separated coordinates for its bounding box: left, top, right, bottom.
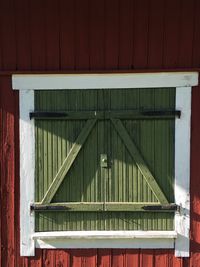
41, 119, 97, 204
111, 118, 169, 205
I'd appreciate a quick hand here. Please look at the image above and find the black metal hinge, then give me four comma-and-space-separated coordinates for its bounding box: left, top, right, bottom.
30, 203, 179, 212
30, 112, 67, 119
30, 109, 181, 120
141, 110, 181, 118
30, 204, 71, 211
142, 204, 179, 211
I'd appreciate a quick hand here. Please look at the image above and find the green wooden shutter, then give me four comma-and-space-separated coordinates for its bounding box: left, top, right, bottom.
34, 88, 175, 232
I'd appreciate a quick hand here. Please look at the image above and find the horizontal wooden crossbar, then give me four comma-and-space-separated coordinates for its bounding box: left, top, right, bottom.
30, 109, 181, 120
31, 202, 178, 212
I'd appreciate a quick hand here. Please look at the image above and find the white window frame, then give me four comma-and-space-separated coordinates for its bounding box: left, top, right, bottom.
12, 72, 199, 257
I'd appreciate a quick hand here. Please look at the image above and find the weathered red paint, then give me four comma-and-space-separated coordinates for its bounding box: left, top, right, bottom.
0, 0, 200, 266
0, 77, 16, 267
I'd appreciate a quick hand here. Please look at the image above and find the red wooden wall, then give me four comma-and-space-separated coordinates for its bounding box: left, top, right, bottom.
0, 0, 200, 266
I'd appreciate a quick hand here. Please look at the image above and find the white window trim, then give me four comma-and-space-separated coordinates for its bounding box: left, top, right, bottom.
12, 72, 198, 257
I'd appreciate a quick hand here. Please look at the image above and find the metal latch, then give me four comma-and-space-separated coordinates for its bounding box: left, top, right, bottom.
100, 154, 108, 168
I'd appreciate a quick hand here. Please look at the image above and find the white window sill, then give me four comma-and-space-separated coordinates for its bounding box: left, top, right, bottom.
32, 230, 177, 240
32, 231, 177, 249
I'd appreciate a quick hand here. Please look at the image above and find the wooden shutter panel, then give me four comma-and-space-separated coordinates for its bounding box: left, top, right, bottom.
34, 88, 175, 232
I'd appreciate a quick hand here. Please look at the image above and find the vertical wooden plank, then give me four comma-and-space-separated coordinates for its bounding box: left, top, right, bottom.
97, 249, 111, 267
0, 81, 2, 267
60, 0, 75, 70
125, 249, 139, 267
154, 250, 168, 267
118, 0, 133, 69
30, 0, 46, 70
75, 0, 90, 70
89, 0, 105, 70
45, 0, 60, 70
147, 0, 165, 68
112, 249, 125, 267
178, 0, 195, 68
0, 77, 15, 267
168, 250, 182, 267
15, 0, 31, 70
55, 250, 70, 267
183, 258, 189, 267
28, 249, 43, 267
163, 0, 181, 68
17, 257, 29, 267
140, 250, 154, 267
83, 250, 97, 267
0, 27, 2, 69
0, 0, 17, 70
192, 0, 200, 67
71, 249, 97, 267
43, 250, 55, 267
133, 0, 149, 69
104, 0, 120, 69
71, 250, 82, 267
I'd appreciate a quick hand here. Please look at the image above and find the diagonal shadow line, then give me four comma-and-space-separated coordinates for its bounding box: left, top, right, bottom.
111, 118, 169, 205
41, 118, 97, 204
41, 117, 170, 205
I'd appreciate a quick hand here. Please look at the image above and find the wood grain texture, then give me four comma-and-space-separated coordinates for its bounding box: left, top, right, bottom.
0, 77, 15, 267
104, 0, 119, 69
0, 0, 16, 70
29, 0, 46, 70
97, 249, 111, 267
60, 0, 75, 70
163, 0, 181, 68
133, 0, 149, 69
35, 89, 174, 232
0, 80, 2, 267
41, 119, 97, 204
112, 249, 126, 267
71, 249, 97, 267
140, 250, 154, 267
147, 0, 165, 69
0, 0, 200, 265
192, 0, 200, 68
75, 0, 90, 70
89, 0, 105, 70
118, 0, 133, 69
178, 0, 195, 68
15, 0, 31, 70
45, 0, 60, 70
126, 249, 139, 267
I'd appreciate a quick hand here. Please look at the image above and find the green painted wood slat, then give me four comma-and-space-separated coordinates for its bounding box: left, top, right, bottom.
34, 88, 175, 231
31, 202, 177, 212
30, 109, 180, 120
111, 118, 169, 205
41, 119, 97, 204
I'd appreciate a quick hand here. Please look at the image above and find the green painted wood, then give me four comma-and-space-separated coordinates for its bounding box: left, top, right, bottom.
41, 118, 97, 204
31, 109, 180, 120
111, 118, 169, 205
35, 89, 175, 232
32, 202, 177, 212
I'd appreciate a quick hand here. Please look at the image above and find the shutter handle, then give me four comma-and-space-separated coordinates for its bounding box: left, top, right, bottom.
100, 154, 108, 168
